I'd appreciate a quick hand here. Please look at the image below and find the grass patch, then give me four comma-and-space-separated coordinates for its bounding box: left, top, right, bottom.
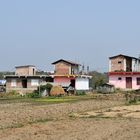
34, 95, 97, 104
35, 98, 77, 103
0, 95, 96, 105
0, 123, 24, 130
28, 118, 53, 124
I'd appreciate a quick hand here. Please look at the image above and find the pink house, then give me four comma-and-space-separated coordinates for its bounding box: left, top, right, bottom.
52, 59, 91, 91
109, 54, 140, 90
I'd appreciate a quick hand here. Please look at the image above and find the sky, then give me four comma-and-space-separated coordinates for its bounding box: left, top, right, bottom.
0, 0, 140, 72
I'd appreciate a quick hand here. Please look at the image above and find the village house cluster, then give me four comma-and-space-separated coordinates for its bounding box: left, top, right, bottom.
3, 54, 140, 94
5, 59, 91, 94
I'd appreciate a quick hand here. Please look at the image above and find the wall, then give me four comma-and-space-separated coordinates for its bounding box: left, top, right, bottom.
54, 62, 71, 75
109, 75, 126, 89
6, 78, 22, 88
75, 77, 89, 90
109, 56, 125, 72
16, 66, 36, 76
54, 77, 71, 87
71, 65, 79, 74
54, 62, 79, 75
109, 75, 140, 90
132, 59, 140, 72
6, 78, 40, 94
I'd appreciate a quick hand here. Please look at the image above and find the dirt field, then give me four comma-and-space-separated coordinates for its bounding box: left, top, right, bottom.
0, 97, 139, 140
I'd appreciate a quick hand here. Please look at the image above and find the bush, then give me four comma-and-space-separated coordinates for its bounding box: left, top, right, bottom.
6, 90, 20, 97
75, 91, 86, 96
26, 92, 41, 98
38, 83, 53, 95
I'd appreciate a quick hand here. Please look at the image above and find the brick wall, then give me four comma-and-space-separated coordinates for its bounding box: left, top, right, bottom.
55, 62, 71, 75
110, 56, 125, 72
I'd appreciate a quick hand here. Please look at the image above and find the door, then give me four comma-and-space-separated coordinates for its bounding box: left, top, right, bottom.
126, 77, 132, 89
70, 79, 75, 88
22, 79, 27, 88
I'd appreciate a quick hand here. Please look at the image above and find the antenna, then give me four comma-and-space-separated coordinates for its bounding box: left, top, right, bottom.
87, 66, 89, 74
82, 64, 85, 74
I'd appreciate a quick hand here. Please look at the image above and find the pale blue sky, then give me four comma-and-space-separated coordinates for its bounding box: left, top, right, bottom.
0, 0, 140, 72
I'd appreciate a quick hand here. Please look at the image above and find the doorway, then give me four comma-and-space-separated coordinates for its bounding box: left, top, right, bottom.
70, 79, 75, 88
126, 77, 132, 89
22, 79, 27, 88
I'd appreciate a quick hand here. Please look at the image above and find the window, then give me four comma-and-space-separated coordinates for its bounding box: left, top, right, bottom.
31, 79, 39, 86
118, 61, 122, 64
118, 77, 122, 80
137, 78, 140, 85
11, 79, 17, 87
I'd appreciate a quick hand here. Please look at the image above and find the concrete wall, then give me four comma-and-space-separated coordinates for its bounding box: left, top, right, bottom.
15, 66, 36, 76
6, 78, 40, 94
132, 59, 140, 72
75, 77, 89, 90
54, 77, 71, 87
109, 75, 140, 90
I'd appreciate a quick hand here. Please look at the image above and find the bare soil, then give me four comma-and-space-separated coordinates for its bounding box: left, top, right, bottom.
0, 98, 139, 140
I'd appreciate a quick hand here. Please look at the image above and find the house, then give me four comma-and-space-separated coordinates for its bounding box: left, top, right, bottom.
5, 65, 53, 94
109, 54, 140, 90
52, 59, 91, 91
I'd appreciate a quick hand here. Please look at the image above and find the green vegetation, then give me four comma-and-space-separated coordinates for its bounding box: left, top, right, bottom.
0, 95, 96, 105
38, 83, 53, 95
89, 71, 108, 89
75, 91, 86, 96
125, 90, 140, 105
26, 92, 41, 98
0, 71, 14, 79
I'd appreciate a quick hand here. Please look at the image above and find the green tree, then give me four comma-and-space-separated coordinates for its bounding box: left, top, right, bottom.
89, 71, 108, 89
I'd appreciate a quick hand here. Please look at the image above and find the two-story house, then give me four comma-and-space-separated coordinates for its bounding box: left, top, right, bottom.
109, 54, 140, 90
52, 59, 91, 91
5, 65, 52, 94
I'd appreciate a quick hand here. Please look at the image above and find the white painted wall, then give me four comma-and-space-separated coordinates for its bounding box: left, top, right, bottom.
132, 59, 136, 71
109, 60, 111, 72
132, 59, 140, 72
75, 78, 89, 90
124, 59, 126, 71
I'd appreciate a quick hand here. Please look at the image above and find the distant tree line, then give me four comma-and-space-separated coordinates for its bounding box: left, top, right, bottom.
0, 72, 15, 79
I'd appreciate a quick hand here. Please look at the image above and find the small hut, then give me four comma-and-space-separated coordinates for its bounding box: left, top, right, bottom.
97, 83, 115, 93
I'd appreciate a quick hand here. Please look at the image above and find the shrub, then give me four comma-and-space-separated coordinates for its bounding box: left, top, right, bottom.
75, 91, 86, 96
26, 92, 40, 98
38, 83, 53, 95
6, 90, 20, 97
